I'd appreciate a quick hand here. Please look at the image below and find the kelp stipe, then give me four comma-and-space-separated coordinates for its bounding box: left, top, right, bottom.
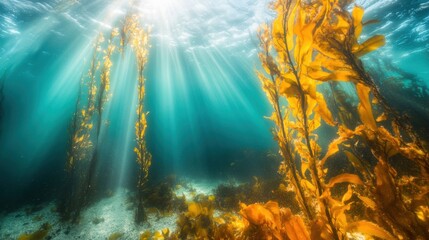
120, 14, 152, 223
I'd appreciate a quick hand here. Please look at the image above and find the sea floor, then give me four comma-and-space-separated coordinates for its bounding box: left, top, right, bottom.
0, 178, 236, 240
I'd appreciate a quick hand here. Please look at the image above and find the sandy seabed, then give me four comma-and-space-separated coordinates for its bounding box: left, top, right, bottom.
0, 178, 233, 240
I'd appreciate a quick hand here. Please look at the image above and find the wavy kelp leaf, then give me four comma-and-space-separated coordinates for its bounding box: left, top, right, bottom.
357, 195, 377, 210
280, 79, 300, 97
321, 139, 340, 165
296, 21, 316, 66
373, 161, 397, 208
327, 173, 364, 188
321, 127, 355, 165
352, 6, 364, 38
354, 35, 385, 57
240, 201, 282, 240
241, 201, 312, 240
376, 112, 387, 122
281, 208, 311, 240
301, 160, 309, 177
356, 83, 377, 130
314, 92, 335, 126
307, 55, 359, 83
265, 201, 282, 228
286, 1, 298, 48
341, 185, 353, 203
240, 202, 275, 226
308, 69, 359, 83
346, 221, 395, 240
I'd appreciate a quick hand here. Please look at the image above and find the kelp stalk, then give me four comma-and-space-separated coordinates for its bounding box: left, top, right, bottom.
258, 27, 313, 220
121, 14, 152, 223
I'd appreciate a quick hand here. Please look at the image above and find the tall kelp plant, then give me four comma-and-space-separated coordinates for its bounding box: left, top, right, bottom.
60, 13, 152, 223
258, 0, 344, 238
59, 30, 119, 222
258, 0, 429, 239
120, 14, 152, 223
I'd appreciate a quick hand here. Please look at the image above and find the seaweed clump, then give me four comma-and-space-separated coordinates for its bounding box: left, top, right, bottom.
173, 196, 245, 240
139, 177, 188, 214
214, 177, 298, 212
176, 199, 217, 239
240, 201, 309, 240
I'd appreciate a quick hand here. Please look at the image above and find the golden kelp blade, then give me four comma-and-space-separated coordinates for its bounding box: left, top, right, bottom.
356, 83, 377, 130
327, 173, 364, 188
281, 208, 311, 240
346, 221, 396, 240
353, 35, 386, 57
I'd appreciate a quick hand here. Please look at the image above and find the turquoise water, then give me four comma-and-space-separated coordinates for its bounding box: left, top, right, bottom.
0, 0, 282, 211
0, 0, 428, 239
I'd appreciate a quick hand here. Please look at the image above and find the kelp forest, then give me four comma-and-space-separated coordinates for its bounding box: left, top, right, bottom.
0, 0, 428, 239
58, 13, 151, 224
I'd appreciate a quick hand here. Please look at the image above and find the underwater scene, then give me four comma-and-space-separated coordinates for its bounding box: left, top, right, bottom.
0, 0, 429, 239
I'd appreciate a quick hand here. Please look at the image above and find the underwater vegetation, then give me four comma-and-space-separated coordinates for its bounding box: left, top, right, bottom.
58, 12, 151, 224
59, 28, 119, 223
256, 0, 429, 239
4, 0, 428, 239
366, 57, 429, 142
123, 14, 152, 223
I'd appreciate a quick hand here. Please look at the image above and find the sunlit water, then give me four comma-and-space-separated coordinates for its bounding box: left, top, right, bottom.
0, 0, 428, 239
